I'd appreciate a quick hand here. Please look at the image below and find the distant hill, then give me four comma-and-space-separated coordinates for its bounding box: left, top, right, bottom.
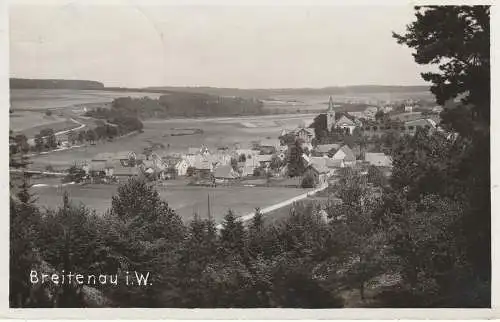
10, 78, 430, 98
144, 85, 431, 99
10, 78, 104, 90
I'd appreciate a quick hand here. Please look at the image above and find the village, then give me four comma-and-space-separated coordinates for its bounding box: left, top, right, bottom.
67, 95, 436, 191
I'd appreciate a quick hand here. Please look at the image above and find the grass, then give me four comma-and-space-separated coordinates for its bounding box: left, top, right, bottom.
10, 111, 68, 133
10, 89, 162, 110
20, 119, 80, 138
33, 182, 307, 223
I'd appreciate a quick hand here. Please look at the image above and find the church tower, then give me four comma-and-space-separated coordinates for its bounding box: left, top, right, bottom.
327, 96, 336, 132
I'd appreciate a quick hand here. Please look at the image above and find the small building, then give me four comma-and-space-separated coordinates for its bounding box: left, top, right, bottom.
116, 151, 137, 166
255, 154, 273, 169
191, 157, 213, 178
233, 149, 260, 161
81, 161, 91, 176
335, 115, 357, 134
140, 159, 164, 179
303, 163, 330, 186
113, 163, 139, 181
164, 157, 189, 177
92, 151, 137, 167
209, 152, 232, 167
295, 128, 315, 144
90, 160, 114, 178
364, 106, 379, 120
382, 105, 394, 113
332, 145, 356, 167
214, 165, 239, 183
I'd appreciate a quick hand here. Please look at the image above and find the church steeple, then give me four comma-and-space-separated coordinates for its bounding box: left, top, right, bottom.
328, 96, 334, 111
327, 96, 336, 132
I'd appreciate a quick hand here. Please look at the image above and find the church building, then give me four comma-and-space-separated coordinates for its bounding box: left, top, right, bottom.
326, 96, 359, 134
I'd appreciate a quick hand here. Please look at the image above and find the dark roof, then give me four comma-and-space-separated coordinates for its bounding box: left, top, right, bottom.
214, 165, 238, 179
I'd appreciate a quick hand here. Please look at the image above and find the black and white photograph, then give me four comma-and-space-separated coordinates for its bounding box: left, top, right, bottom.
6, 0, 493, 314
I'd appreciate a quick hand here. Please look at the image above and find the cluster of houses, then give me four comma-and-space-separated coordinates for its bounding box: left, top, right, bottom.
76, 139, 286, 184
74, 96, 400, 187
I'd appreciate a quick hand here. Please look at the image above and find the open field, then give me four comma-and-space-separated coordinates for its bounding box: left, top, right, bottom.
33, 183, 309, 223
10, 89, 163, 110
261, 91, 434, 112
10, 110, 69, 132
10, 89, 162, 138
14, 117, 80, 138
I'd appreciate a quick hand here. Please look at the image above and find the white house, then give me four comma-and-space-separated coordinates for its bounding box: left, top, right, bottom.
404, 105, 413, 112
364, 106, 379, 120
170, 158, 189, 176
335, 115, 357, 134
295, 128, 315, 144
382, 105, 394, 113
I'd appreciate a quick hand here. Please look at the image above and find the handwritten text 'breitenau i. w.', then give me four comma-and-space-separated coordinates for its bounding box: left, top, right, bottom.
30, 270, 152, 286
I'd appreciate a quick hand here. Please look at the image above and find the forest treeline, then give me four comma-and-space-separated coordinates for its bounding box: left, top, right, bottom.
10, 78, 104, 90
85, 93, 265, 119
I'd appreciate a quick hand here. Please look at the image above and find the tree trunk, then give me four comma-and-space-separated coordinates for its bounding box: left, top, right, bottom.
360, 282, 365, 300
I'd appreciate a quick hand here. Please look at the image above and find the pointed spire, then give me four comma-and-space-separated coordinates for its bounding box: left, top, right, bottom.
328, 96, 334, 111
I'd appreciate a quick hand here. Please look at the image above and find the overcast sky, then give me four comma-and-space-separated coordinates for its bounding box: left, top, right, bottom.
9, 3, 432, 88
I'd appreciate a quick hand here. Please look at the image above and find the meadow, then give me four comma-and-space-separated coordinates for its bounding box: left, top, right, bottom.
10, 89, 163, 110
10, 110, 66, 131
33, 182, 309, 223
261, 91, 434, 113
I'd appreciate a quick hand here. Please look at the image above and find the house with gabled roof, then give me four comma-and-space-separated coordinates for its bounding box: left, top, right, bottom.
335, 115, 357, 134
332, 145, 356, 167
295, 127, 315, 144
214, 165, 239, 183
189, 155, 213, 179
163, 157, 189, 178
90, 159, 114, 178
113, 161, 140, 181
303, 162, 330, 186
